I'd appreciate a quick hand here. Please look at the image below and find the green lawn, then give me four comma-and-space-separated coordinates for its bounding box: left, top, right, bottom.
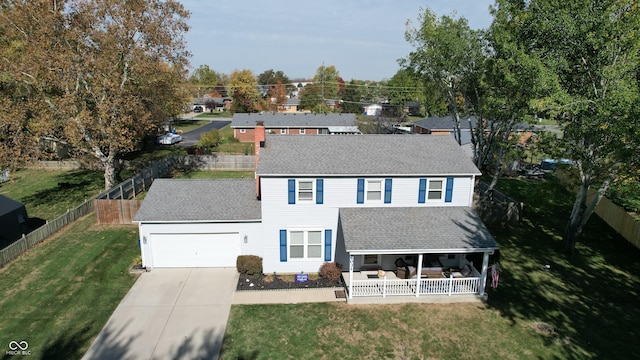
194, 111, 232, 119
0, 169, 105, 220
221, 175, 640, 359
0, 215, 139, 360
172, 119, 211, 133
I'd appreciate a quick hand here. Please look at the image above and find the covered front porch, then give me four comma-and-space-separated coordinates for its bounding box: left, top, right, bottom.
337, 207, 499, 303
343, 253, 489, 303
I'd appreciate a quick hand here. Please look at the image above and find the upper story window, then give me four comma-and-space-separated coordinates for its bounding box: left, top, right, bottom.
299, 128, 306, 134
428, 179, 444, 200
288, 179, 324, 204
357, 178, 392, 204
419, 178, 454, 203
298, 180, 313, 201
367, 180, 382, 202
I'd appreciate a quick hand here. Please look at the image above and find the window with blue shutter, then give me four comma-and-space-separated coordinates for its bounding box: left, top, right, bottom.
418, 178, 427, 203
280, 230, 287, 262
316, 179, 324, 204
288, 179, 296, 204
324, 229, 332, 261
356, 178, 365, 204
445, 177, 454, 203
384, 178, 392, 203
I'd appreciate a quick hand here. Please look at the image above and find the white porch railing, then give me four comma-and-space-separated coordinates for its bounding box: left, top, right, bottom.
350, 276, 481, 297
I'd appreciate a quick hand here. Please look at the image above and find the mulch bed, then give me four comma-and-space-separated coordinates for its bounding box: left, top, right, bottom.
237, 273, 344, 291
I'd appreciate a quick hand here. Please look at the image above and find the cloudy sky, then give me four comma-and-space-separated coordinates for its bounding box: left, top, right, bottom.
180, 0, 495, 81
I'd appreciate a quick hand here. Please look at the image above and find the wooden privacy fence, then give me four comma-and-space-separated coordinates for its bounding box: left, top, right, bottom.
588, 191, 640, 250
94, 200, 143, 224
475, 182, 522, 225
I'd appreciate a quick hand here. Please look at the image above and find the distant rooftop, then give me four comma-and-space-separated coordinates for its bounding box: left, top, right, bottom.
231, 113, 357, 128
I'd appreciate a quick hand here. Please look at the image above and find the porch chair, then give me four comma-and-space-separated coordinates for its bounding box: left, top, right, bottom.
395, 258, 415, 279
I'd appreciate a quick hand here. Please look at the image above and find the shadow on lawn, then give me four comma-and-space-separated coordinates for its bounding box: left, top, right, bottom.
21, 170, 102, 210
483, 177, 640, 359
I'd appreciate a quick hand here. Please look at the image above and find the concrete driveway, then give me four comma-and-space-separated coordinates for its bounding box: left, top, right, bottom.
83, 268, 238, 360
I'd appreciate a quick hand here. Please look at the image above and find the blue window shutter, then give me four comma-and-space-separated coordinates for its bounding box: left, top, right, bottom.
357, 178, 365, 204
279, 230, 287, 262
316, 179, 324, 204
384, 178, 392, 203
288, 179, 296, 204
445, 177, 454, 203
418, 178, 426, 203
324, 229, 332, 261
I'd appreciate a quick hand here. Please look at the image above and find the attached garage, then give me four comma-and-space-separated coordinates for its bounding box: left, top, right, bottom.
134, 179, 263, 269
148, 233, 241, 268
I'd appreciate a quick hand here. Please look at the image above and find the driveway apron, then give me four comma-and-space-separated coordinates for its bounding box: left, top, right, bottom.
82, 268, 238, 360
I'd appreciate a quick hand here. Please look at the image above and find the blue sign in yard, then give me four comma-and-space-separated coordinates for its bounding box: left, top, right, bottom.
295, 273, 308, 283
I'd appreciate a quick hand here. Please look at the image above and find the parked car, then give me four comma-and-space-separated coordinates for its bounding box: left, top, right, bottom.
193, 105, 203, 113
157, 133, 182, 145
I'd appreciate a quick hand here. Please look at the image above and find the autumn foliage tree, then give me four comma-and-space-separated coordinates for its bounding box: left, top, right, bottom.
228, 69, 260, 113
0, 0, 191, 189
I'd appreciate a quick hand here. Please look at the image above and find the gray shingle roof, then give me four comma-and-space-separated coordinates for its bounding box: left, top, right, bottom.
0, 194, 24, 215
256, 134, 481, 176
231, 113, 357, 128
339, 207, 498, 253
413, 116, 479, 131
133, 179, 261, 222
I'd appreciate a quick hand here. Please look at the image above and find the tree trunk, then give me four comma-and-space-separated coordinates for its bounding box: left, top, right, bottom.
103, 155, 116, 191
561, 167, 615, 254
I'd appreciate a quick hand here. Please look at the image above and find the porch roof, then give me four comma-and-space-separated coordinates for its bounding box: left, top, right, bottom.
339, 207, 498, 254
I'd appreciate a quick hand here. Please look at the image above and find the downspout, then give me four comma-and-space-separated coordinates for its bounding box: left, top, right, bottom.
349, 255, 354, 299
416, 253, 423, 297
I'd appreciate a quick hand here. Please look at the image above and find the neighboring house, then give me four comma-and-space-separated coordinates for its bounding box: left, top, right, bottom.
0, 195, 29, 248
193, 97, 231, 112
412, 116, 479, 145
364, 104, 382, 116
279, 98, 306, 113
134, 127, 498, 301
230, 113, 360, 142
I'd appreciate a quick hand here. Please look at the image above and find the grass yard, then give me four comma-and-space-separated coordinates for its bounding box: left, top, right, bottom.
221, 174, 640, 359
0, 169, 105, 220
172, 119, 211, 133
0, 215, 139, 360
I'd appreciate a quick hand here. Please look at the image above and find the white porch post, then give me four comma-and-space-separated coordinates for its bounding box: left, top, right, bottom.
349, 255, 354, 299
479, 252, 490, 295
416, 253, 423, 297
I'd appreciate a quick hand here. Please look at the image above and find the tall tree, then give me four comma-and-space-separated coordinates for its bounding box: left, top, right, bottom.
298, 83, 326, 112
496, 0, 640, 253
404, 7, 484, 145
386, 68, 428, 118
0, 0, 191, 190
313, 64, 341, 102
189, 65, 227, 97
341, 80, 364, 114
228, 69, 260, 113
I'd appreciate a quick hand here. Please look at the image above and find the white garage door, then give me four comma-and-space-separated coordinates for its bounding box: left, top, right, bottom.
150, 233, 240, 267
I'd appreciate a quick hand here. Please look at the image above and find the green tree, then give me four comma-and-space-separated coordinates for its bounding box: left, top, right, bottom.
404, 7, 485, 145
0, 0, 191, 190
341, 81, 364, 114
228, 69, 260, 113
189, 65, 227, 97
298, 83, 327, 112
496, 0, 640, 253
386, 69, 427, 118
313, 64, 341, 101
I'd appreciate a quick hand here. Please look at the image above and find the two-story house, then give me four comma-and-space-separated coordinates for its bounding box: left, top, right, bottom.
231, 113, 360, 142
134, 125, 498, 301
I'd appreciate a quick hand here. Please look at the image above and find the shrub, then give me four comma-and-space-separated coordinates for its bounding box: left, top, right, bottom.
319, 262, 342, 281
236, 255, 263, 275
